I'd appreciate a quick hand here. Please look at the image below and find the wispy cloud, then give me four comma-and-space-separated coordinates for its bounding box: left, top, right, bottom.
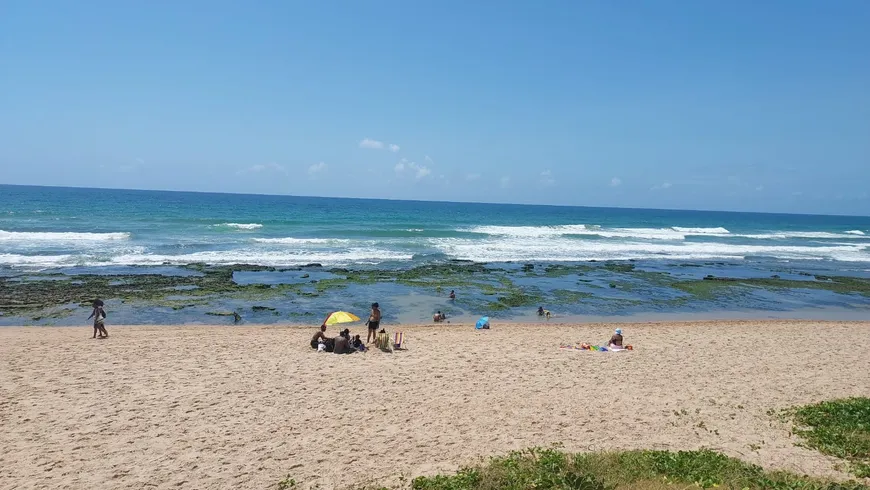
425, 155, 434, 164
359, 138, 385, 150
308, 162, 327, 178
651, 182, 672, 191
394, 158, 431, 180
466, 173, 481, 182
500, 176, 511, 189
610, 177, 622, 187
388, 144, 400, 153
539, 169, 555, 186
237, 162, 287, 176
755, 185, 764, 191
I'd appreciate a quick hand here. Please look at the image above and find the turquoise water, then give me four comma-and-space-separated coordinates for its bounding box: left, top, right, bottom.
2, 184, 870, 325
2, 184, 869, 268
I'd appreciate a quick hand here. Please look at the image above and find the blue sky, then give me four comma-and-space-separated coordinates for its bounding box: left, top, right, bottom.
1, 1, 868, 215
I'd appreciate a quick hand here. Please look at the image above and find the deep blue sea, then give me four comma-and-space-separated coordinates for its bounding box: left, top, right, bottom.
1, 185, 869, 269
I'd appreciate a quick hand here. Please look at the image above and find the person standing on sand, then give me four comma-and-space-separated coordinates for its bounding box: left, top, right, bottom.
88, 299, 108, 339
367, 302, 381, 344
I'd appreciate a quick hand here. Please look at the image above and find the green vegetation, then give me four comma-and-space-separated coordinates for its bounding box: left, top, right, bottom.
790, 398, 870, 478
409, 447, 867, 490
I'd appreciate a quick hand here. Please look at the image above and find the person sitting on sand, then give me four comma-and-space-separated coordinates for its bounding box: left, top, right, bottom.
366, 302, 381, 344
433, 311, 446, 322
608, 328, 625, 349
352, 334, 366, 352
88, 299, 108, 339
333, 329, 355, 354
537, 306, 551, 319
310, 324, 329, 350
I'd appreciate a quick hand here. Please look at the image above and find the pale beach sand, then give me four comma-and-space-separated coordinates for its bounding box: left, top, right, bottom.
2, 320, 869, 490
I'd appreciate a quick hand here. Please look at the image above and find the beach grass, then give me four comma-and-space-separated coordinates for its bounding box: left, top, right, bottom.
790, 398, 870, 478
407, 447, 868, 490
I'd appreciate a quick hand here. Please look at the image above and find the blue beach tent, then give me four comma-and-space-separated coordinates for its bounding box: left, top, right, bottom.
475, 316, 490, 330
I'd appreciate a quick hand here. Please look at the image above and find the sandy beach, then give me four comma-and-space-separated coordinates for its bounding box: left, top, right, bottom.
2, 320, 869, 490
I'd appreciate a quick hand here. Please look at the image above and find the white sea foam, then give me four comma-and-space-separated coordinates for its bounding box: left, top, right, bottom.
0, 230, 130, 241
107, 248, 411, 267
671, 227, 731, 234
466, 224, 869, 241
216, 223, 263, 230
253, 237, 352, 245
428, 238, 870, 263
0, 253, 75, 266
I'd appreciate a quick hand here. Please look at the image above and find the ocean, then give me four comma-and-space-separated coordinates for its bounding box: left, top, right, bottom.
2, 184, 869, 269
2, 184, 870, 325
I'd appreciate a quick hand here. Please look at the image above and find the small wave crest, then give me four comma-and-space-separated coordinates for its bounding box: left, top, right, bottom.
0, 230, 131, 241
214, 223, 263, 230
671, 227, 730, 234
253, 237, 351, 245
846, 230, 866, 236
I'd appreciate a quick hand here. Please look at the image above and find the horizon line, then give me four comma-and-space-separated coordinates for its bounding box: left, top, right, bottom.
1, 183, 868, 219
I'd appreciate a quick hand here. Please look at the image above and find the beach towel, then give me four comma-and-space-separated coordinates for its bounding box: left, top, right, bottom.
559, 343, 632, 352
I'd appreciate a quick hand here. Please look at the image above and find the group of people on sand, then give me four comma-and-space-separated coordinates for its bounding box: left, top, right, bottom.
309, 302, 383, 354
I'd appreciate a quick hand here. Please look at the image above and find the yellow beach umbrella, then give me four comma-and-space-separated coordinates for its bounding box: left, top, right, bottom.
324, 311, 361, 326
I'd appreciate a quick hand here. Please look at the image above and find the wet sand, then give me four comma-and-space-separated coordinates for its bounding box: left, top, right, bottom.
2, 320, 869, 489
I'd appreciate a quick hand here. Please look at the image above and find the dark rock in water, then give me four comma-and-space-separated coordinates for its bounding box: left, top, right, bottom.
252, 305, 276, 312
629, 259, 636, 262
521, 263, 535, 272
310, 280, 317, 283
609, 283, 617, 288
301, 274, 310, 279
705, 275, 716, 279
589, 259, 597, 262
771, 275, 781, 279
304, 263, 323, 268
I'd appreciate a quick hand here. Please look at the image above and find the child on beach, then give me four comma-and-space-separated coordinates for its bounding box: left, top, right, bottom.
88, 299, 108, 339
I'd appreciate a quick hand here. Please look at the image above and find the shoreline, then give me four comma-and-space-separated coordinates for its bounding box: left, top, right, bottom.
2, 320, 869, 489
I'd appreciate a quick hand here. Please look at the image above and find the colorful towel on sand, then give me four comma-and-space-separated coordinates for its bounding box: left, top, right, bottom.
559, 343, 631, 352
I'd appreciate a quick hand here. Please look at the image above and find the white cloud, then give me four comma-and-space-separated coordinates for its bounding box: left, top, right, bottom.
237, 162, 287, 175
610, 177, 622, 187
308, 162, 327, 177
662, 182, 672, 189
651, 182, 672, 191
755, 185, 764, 191
359, 138, 385, 150
466, 173, 481, 182
425, 155, 434, 163
539, 169, 555, 186
388, 144, 400, 152
500, 176, 511, 189
395, 158, 430, 180
414, 165, 431, 180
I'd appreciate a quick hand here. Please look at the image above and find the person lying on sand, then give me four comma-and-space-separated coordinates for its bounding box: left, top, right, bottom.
608, 328, 625, 349
433, 311, 446, 322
